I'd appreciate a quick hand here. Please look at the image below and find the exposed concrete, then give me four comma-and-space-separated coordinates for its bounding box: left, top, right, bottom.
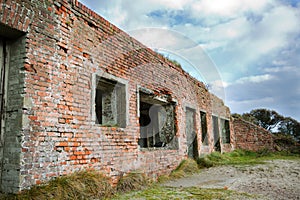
0, 35, 26, 193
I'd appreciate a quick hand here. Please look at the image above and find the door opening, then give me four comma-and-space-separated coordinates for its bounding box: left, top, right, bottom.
186, 108, 198, 159
212, 116, 221, 152
0, 38, 7, 188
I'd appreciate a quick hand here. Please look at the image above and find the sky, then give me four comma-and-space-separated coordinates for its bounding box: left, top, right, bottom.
78, 0, 300, 121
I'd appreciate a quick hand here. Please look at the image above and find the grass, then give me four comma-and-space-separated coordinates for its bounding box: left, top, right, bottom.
196, 149, 300, 168
1, 170, 114, 200
112, 150, 299, 200
1, 149, 299, 199
169, 158, 199, 179
112, 186, 259, 200
116, 171, 150, 193
157, 158, 199, 182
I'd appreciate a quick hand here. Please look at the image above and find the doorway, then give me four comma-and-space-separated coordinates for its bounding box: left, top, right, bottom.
0, 38, 7, 187
0, 38, 7, 146
186, 108, 198, 159
212, 116, 221, 152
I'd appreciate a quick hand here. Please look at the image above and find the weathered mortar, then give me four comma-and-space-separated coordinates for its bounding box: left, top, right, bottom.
0, 0, 236, 192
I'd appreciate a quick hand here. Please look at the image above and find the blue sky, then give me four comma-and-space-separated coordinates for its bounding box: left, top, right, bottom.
79, 0, 300, 121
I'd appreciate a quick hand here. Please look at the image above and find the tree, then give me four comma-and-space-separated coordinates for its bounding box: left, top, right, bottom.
278, 117, 300, 141
248, 109, 284, 131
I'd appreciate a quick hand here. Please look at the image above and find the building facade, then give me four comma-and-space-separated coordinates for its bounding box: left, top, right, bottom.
0, 0, 235, 193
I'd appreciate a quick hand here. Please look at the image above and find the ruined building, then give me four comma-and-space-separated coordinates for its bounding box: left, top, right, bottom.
0, 0, 274, 193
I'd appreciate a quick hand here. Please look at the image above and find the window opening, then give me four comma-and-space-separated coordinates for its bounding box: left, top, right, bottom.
138, 91, 176, 149
220, 119, 230, 144
212, 116, 221, 151
95, 76, 126, 128
186, 108, 198, 159
200, 111, 208, 145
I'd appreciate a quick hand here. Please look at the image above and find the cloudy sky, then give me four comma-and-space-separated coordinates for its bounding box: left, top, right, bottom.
78, 0, 300, 121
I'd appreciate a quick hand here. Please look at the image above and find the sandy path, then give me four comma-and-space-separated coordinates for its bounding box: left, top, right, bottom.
163, 159, 300, 200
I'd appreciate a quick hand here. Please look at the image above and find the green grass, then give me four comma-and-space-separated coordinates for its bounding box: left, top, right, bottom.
196, 149, 300, 168
111, 186, 259, 200
170, 158, 199, 178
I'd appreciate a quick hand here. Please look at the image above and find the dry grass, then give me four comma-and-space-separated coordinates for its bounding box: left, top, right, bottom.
1, 170, 113, 200
116, 172, 150, 193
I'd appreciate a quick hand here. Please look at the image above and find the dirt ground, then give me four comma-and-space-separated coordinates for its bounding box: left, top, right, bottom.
163, 159, 300, 200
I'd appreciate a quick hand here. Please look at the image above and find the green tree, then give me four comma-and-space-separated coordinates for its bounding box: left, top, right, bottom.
278, 117, 300, 141
248, 109, 284, 131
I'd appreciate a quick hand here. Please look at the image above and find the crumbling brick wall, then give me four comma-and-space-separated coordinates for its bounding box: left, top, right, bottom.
233, 118, 274, 152
0, 0, 233, 192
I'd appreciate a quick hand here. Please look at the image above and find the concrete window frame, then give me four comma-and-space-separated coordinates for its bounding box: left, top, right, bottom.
91, 71, 129, 128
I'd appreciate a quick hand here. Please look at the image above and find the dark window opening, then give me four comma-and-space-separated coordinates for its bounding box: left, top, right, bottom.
212, 116, 221, 152
186, 108, 198, 159
95, 77, 126, 128
138, 91, 176, 149
220, 119, 230, 144
200, 111, 208, 145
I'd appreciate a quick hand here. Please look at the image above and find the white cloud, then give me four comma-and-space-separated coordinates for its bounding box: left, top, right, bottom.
264, 66, 298, 73
248, 6, 300, 54
206, 4, 300, 82
192, 0, 271, 19
150, 0, 192, 10
236, 74, 275, 84
207, 17, 251, 41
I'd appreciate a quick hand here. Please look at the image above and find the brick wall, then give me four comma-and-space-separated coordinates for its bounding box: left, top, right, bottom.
0, 0, 233, 192
233, 118, 274, 152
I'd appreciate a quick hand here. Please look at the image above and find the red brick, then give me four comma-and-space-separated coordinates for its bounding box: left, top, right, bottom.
56, 142, 68, 147
233, 118, 274, 151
